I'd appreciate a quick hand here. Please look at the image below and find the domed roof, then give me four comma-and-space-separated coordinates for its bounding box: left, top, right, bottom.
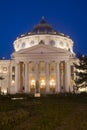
17, 17, 70, 39
32, 17, 55, 33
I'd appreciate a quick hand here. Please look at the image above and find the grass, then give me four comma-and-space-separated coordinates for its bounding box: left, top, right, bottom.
0, 93, 87, 130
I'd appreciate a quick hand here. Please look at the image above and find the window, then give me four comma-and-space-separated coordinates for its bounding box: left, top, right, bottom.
12, 67, 15, 84
22, 42, 25, 48
49, 40, 55, 46
30, 40, 34, 45
60, 41, 64, 46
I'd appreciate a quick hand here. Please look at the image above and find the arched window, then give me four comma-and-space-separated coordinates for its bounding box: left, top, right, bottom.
22, 42, 26, 48
49, 40, 55, 46
39, 40, 45, 44
30, 41, 34, 45
60, 41, 64, 46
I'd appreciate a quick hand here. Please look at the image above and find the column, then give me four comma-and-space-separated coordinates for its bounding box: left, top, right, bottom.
15, 62, 20, 93
24, 61, 29, 93
46, 62, 49, 93
56, 61, 60, 93
65, 60, 70, 92
35, 62, 39, 93
35, 62, 39, 81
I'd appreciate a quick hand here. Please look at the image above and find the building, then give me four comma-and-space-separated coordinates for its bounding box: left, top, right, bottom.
0, 17, 76, 94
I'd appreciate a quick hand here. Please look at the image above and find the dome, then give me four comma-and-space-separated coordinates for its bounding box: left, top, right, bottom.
17, 17, 70, 38
32, 17, 55, 34
14, 17, 74, 54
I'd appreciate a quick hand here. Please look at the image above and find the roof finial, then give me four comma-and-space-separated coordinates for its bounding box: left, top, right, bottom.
40, 16, 46, 24
42, 16, 45, 20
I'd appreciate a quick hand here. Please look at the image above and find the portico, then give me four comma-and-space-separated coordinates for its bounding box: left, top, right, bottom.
12, 44, 71, 94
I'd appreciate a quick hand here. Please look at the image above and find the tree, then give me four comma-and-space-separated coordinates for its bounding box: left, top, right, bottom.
74, 53, 87, 90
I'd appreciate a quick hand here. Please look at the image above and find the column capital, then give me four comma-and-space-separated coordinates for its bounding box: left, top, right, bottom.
24, 61, 29, 64
65, 60, 69, 63
56, 61, 60, 64
33, 61, 39, 64
46, 61, 50, 64
15, 61, 20, 64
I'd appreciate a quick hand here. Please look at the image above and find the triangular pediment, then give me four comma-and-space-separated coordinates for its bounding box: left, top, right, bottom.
13, 44, 69, 56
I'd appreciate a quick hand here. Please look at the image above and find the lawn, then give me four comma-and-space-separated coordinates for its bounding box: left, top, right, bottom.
0, 93, 87, 130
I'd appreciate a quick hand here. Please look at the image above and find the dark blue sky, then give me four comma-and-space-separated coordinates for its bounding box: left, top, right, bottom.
0, 0, 87, 59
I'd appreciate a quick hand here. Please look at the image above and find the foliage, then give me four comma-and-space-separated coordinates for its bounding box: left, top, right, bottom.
0, 94, 87, 130
74, 53, 87, 89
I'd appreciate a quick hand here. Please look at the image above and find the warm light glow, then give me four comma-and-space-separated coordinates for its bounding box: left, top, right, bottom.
12, 80, 15, 84
1, 89, 7, 95
41, 80, 45, 88
12, 72, 15, 75
79, 87, 87, 92
31, 79, 35, 88
50, 79, 55, 88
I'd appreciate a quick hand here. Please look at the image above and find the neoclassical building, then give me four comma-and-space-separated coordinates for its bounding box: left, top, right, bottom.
0, 17, 76, 94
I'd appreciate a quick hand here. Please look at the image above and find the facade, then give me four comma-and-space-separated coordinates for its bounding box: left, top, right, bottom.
0, 17, 76, 94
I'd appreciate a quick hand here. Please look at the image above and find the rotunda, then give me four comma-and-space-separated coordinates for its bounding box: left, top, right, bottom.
14, 17, 74, 54
0, 17, 75, 94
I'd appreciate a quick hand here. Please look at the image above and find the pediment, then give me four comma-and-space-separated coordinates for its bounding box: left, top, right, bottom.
13, 44, 69, 56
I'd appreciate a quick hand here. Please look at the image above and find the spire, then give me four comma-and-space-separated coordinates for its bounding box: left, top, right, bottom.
40, 16, 46, 24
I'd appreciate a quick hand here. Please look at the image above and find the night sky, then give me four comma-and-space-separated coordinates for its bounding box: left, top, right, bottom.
0, 0, 87, 59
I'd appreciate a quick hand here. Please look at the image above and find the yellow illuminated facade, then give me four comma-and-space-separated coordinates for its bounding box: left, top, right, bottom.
0, 17, 77, 94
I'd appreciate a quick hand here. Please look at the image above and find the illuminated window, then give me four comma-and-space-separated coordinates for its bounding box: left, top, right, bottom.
41, 80, 45, 88
50, 79, 55, 88
31, 79, 35, 88
12, 67, 15, 84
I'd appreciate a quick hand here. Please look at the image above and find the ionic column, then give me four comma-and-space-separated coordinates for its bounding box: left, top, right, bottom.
24, 61, 29, 93
65, 61, 70, 92
35, 62, 39, 93
35, 62, 39, 81
15, 62, 20, 93
56, 61, 60, 93
46, 62, 49, 93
